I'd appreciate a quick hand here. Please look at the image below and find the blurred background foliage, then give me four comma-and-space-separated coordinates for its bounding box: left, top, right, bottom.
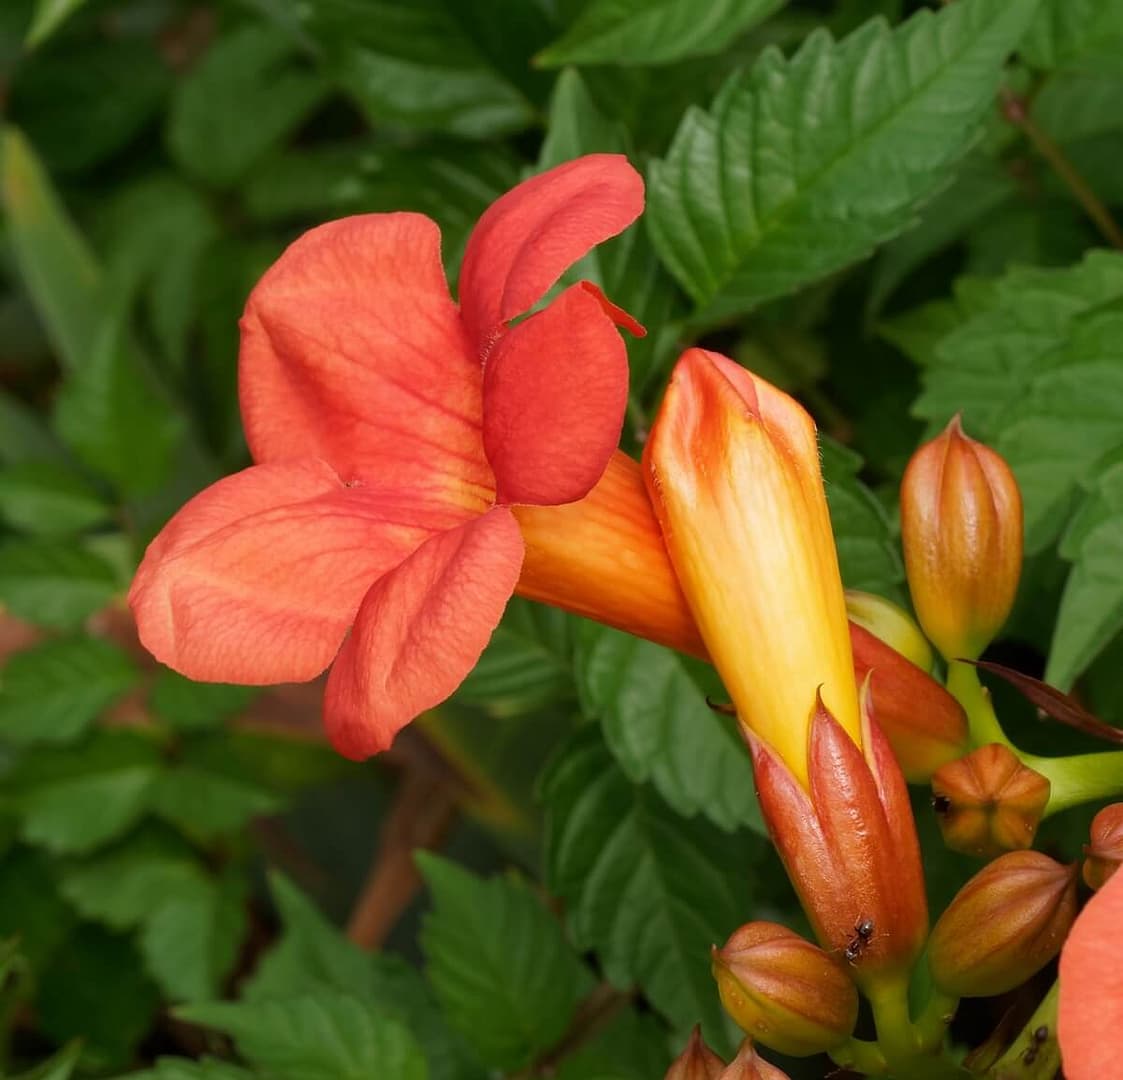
0, 0, 1121, 1076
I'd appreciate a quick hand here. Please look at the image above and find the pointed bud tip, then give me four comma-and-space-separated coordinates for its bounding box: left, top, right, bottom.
664, 1025, 725, 1080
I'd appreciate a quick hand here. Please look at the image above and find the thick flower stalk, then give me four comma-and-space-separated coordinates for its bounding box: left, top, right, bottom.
642, 348, 927, 988
130, 155, 643, 758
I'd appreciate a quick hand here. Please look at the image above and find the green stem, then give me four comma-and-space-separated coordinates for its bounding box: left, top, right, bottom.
1025, 750, 1123, 817
987, 982, 1059, 1080
913, 988, 960, 1054
946, 662, 1012, 750
868, 978, 972, 1080
830, 1036, 889, 1076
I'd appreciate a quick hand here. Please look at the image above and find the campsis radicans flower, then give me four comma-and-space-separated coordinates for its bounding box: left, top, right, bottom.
1058, 863, 1123, 1080
129, 155, 643, 758
900, 416, 1023, 662
642, 348, 928, 986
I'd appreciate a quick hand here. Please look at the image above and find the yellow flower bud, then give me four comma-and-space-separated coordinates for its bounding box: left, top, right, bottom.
845, 590, 934, 672
901, 417, 1023, 661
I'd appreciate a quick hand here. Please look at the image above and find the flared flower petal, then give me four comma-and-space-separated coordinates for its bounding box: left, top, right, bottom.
458, 154, 644, 352
129, 459, 462, 684
324, 506, 525, 758
483, 283, 629, 506
240, 212, 493, 508
1059, 868, 1123, 1080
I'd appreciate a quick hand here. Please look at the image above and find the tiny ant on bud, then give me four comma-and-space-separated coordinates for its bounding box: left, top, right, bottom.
931, 793, 951, 814
844, 917, 874, 964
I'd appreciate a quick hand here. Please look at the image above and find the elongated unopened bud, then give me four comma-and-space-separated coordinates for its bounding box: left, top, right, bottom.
712, 922, 858, 1056
931, 744, 1050, 857
1083, 803, 1123, 891
849, 621, 968, 781
901, 417, 1023, 661
665, 1026, 724, 1080
719, 1041, 792, 1079
929, 850, 1078, 997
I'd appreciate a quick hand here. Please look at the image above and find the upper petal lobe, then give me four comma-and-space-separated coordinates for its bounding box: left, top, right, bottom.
458, 154, 644, 352
240, 212, 493, 508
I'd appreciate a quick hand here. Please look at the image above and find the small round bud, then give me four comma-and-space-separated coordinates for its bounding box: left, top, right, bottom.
929, 851, 1078, 998
711, 922, 858, 1056
846, 590, 934, 672
931, 744, 1050, 857
665, 1026, 724, 1079
1083, 803, 1123, 891
901, 417, 1023, 662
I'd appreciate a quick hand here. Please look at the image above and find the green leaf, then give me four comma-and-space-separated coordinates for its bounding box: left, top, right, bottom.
0, 846, 76, 971
1047, 455, 1123, 689
0, 461, 109, 536
0, 635, 138, 745
455, 599, 575, 717
178, 994, 427, 1080
0, 126, 102, 373
25, 0, 86, 48
418, 852, 587, 1071
538, 68, 627, 169
877, 277, 1001, 368
151, 765, 281, 838
554, 1010, 671, 1080
168, 25, 328, 188
541, 726, 750, 1048
0, 389, 68, 467
914, 252, 1123, 439
647, 0, 1039, 319
0, 538, 118, 628
114, 1060, 256, 1080
9, 732, 160, 854
10, 41, 169, 173
149, 670, 260, 732
246, 874, 483, 1080
51, 314, 184, 496
821, 437, 904, 597
1021, 0, 1123, 72
37, 925, 159, 1072
141, 871, 248, 1003
537, 0, 784, 66
290, 0, 532, 137
1033, 71, 1123, 146
576, 626, 763, 833
10, 1041, 83, 1080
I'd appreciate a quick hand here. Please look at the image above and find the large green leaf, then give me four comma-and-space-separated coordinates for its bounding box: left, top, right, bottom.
647, 0, 1039, 319
149, 670, 260, 733
178, 994, 427, 1080
1047, 454, 1123, 689
537, 0, 784, 67
541, 726, 750, 1048
151, 765, 280, 839
418, 853, 588, 1071
168, 25, 328, 189
575, 626, 762, 834
0, 635, 138, 745
0, 538, 119, 628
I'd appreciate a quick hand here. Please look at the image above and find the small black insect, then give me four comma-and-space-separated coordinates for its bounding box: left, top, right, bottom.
931, 793, 952, 814
844, 917, 875, 964
1033, 1025, 1049, 1043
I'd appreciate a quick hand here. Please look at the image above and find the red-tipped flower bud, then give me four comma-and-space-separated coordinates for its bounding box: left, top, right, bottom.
665, 1026, 724, 1080
900, 417, 1023, 662
928, 850, 1078, 998
931, 744, 1050, 857
1083, 803, 1123, 891
750, 697, 928, 991
849, 621, 968, 781
718, 1041, 792, 1080
711, 922, 858, 1057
